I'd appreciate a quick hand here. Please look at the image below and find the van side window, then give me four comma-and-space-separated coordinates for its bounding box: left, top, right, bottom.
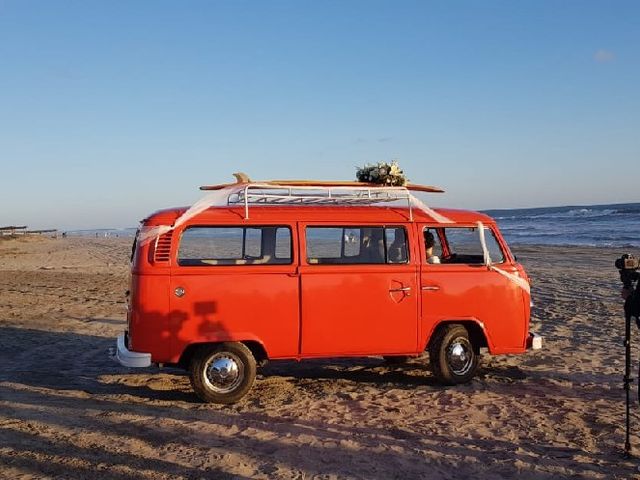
438, 227, 505, 264
244, 228, 262, 258
423, 228, 443, 261
306, 226, 408, 265
386, 227, 408, 264
178, 226, 292, 266
275, 227, 292, 259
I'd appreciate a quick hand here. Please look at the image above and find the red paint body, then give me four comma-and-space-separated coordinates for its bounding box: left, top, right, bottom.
127, 206, 530, 364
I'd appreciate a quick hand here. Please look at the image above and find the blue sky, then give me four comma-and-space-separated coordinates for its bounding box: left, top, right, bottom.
1, 1, 638, 229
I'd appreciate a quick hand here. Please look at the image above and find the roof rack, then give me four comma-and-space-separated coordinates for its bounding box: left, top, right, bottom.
199, 174, 445, 220
232, 184, 414, 219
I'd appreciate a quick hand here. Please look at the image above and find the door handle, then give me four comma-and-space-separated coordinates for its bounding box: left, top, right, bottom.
421, 286, 440, 291
174, 287, 186, 297
389, 286, 412, 296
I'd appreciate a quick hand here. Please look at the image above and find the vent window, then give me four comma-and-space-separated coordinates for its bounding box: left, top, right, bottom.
153, 231, 174, 263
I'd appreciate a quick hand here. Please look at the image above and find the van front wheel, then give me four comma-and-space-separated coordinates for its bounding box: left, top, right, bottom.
429, 325, 479, 385
190, 342, 256, 404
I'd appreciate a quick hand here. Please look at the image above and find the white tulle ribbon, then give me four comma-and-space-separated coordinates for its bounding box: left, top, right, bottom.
477, 221, 531, 294
138, 188, 243, 246
409, 194, 454, 224
137, 185, 455, 246
138, 224, 172, 246
489, 265, 531, 294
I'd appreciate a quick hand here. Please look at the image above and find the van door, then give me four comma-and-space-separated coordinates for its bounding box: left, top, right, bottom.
419, 224, 527, 353
300, 224, 419, 356
169, 225, 300, 361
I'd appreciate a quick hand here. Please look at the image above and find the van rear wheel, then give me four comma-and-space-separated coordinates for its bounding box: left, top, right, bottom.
429, 325, 479, 385
190, 342, 256, 404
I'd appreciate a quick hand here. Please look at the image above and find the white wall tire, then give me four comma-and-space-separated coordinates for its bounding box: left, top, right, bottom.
429, 324, 480, 385
190, 342, 256, 404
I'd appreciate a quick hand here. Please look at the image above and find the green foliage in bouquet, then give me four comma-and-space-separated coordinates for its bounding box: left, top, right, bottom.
355, 161, 407, 186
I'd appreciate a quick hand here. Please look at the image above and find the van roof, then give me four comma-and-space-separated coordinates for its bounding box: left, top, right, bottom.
142, 205, 496, 227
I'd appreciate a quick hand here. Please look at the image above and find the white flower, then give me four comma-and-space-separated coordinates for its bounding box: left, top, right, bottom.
356, 160, 407, 186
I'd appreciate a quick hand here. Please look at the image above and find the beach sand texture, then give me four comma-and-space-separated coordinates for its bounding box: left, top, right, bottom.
0, 236, 638, 479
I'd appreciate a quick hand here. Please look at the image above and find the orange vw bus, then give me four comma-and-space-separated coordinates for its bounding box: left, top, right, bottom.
115, 178, 542, 403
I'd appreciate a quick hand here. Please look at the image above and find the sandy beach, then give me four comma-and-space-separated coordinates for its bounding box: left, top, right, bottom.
0, 235, 638, 479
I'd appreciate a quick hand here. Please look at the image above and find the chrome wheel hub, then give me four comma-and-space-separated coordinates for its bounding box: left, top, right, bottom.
204, 353, 244, 393
447, 338, 474, 376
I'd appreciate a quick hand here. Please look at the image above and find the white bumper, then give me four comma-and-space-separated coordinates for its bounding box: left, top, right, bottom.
527, 332, 543, 350
115, 333, 152, 368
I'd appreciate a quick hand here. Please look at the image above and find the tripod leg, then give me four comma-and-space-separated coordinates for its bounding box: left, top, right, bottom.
625, 310, 633, 457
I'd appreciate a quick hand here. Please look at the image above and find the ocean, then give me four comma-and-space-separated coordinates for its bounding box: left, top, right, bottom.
64, 202, 640, 248
484, 203, 640, 248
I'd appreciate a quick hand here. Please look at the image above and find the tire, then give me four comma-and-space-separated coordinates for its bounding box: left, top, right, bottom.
190, 342, 256, 404
382, 355, 412, 365
429, 324, 479, 385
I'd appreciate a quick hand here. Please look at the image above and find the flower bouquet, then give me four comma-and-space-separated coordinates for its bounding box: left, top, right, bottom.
356, 161, 407, 186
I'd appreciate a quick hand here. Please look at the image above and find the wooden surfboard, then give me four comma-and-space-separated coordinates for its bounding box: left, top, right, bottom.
200, 174, 444, 193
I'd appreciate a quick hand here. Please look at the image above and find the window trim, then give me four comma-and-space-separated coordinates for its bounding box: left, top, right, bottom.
176, 224, 294, 267
304, 225, 410, 266
422, 225, 506, 266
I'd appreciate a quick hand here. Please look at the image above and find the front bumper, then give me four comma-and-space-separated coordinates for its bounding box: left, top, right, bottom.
115, 333, 152, 368
527, 332, 543, 350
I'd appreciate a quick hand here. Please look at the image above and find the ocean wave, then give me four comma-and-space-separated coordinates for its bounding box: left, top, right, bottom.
615, 206, 640, 215
505, 231, 566, 237
488, 203, 640, 247
502, 232, 640, 247
489, 203, 640, 221
508, 240, 640, 248
498, 209, 617, 221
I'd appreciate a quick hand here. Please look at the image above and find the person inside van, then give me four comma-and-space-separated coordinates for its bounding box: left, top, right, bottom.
387, 229, 408, 263
361, 228, 385, 263
425, 230, 441, 264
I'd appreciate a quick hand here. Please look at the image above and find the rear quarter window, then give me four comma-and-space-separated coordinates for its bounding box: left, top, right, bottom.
178, 226, 292, 266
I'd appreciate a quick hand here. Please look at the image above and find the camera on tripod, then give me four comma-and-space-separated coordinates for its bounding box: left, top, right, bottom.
616, 254, 640, 289
616, 254, 640, 271
616, 253, 640, 456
